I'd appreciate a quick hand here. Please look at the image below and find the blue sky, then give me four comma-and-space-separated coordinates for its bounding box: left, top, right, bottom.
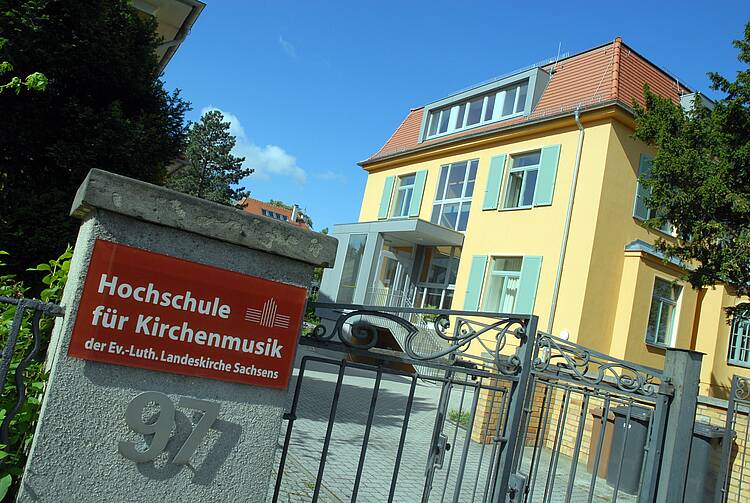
163, 1, 749, 232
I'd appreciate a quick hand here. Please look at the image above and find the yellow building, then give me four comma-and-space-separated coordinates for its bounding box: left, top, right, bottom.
318, 38, 746, 398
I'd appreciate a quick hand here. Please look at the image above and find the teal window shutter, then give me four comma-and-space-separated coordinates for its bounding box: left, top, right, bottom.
408, 170, 428, 217
533, 144, 561, 206
515, 256, 542, 314
482, 154, 506, 210
378, 176, 395, 219
463, 256, 488, 311
633, 154, 652, 220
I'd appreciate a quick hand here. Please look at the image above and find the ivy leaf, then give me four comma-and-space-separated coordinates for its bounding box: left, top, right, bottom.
0, 474, 12, 499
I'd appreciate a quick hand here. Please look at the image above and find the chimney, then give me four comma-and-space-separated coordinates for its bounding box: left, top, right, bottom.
291, 205, 298, 222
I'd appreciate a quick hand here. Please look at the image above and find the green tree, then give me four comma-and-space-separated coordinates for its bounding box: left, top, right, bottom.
0, 1, 190, 284
268, 199, 292, 210
166, 110, 251, 205
633, 22, 750, 317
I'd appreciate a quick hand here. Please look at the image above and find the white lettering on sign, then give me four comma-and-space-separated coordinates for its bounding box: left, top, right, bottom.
97, 274, 232, 319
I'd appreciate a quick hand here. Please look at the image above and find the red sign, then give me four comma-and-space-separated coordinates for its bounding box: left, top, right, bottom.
68, 240, 307, 388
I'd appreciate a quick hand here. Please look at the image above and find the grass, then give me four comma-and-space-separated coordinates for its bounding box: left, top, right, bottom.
448, 408, 470, 428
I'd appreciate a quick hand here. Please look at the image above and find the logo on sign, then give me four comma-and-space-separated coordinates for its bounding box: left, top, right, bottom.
244, 298, 290, 329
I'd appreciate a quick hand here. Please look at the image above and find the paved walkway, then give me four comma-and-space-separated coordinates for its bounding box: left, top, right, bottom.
271, 350, 637, 503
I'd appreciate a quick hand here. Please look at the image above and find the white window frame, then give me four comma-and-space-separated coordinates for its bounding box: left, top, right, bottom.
424, 80, 528, 141
728, 315, 750, 367
481, 256, 523, 313
391, 174, 416, 218
645, 276, 682, 347
431, 159, 478, 231
634, 161, 676, 236
502, 151, 541, 210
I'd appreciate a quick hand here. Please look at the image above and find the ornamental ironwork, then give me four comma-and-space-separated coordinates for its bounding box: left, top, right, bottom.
0, 296, 64, 458
532, 332, 666, 397
308, 303, 530, 376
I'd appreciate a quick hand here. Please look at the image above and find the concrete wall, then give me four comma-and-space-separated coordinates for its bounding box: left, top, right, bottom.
19, 170, 337, 503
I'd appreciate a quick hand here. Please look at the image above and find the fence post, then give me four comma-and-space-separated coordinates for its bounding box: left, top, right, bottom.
656, 348, 703, 503
491, 315, 538, 503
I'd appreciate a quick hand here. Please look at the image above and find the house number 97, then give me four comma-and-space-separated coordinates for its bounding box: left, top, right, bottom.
118, 391, 219, 464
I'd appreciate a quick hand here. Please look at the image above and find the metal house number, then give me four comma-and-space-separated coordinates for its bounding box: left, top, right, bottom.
118, 391, 219, 464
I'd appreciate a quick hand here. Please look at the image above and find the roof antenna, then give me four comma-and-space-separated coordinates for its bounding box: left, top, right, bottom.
552, 42, 562, 73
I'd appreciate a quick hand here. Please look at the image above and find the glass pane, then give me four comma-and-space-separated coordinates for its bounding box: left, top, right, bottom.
493, 257, 522, 272
435, 165, 449, 201
466, 97, 483, 126
516, 81, 529, 113
438, 109, 450, 134
522, 169, 538, 206
654, 278, 680, 301
439, 202, 459, 229
458, 201, 470, 231
646, 299, 661, 344
337, 234, 368, 303
484, 94, 496, 121
423, 288, 443, 309
446, 162, 467, 199
455, 104, 466, 129
427, 248, 451, 284
501, 275, 519, 312
502, 86, 517, 116
377, 256, 398, 289
400, 174, 416, 187
448, 251, 460, 284
513, 151, 541, 168
431, 204, 441, 224
465, 160, 478, 197
443, 290, 454, 309
483, 275, 503, 312
428, 112, 439, 136
504, 171, 523, 208
657, 302, 675, 344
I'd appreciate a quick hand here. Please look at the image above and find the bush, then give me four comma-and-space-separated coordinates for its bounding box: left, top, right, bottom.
0, 247, 71, 499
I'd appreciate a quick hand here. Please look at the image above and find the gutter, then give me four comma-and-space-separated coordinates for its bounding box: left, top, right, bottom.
547, 107, 585, 332
156, 0, 205, 72
359, 100, 628, 168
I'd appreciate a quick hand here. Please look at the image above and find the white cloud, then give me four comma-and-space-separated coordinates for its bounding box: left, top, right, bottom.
200, 106, 306, 184
315, 169, 345, 181
278, 35, 296, 58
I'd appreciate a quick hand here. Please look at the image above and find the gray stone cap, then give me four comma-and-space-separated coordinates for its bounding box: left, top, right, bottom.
71, 169, 338, 267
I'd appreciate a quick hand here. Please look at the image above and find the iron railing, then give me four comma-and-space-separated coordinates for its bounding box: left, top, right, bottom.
0, 296, 64, 450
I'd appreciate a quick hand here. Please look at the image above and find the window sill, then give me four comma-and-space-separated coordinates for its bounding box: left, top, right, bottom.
645, 341, 671, 351
727, 359, 750, 370
633, 216, 676, 238
498, 205, 533, 212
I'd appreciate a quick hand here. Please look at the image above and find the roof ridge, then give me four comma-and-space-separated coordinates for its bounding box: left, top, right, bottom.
611, 36, 622, 100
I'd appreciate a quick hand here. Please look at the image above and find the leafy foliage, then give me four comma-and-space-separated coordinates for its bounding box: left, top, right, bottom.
0, 1, 190, 287
166, 110, 252, 205
0, 39, 46, 95
0, 247, 71, 500
633, 22, 750, 315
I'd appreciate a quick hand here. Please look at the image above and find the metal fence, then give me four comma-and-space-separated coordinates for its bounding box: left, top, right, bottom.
271, 303, 681, 503
0, 296, 64, 453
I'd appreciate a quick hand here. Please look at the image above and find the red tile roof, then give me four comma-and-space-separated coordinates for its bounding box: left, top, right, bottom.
238, 197, 311, 230
364, 38, 691, 164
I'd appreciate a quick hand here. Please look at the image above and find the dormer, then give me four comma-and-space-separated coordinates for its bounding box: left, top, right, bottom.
418, 67, 550, 143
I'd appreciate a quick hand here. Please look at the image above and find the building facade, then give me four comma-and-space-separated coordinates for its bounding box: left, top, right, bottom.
239, 197, 312, 230
318, 38, 746, 398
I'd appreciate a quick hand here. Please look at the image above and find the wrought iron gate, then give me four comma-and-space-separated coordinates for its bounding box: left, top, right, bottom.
271, 303, 672, 503
716, 375, 750, 503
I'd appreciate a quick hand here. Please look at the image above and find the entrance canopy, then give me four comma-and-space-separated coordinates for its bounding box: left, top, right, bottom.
332, 218, 464, 248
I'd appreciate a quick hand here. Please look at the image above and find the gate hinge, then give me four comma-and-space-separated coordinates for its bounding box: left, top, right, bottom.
283, 412, 296, 421
506, 473, 527, 502
658, 381, 674, 396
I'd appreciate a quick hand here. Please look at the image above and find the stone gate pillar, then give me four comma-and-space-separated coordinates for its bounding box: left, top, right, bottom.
18, 169, 337, 502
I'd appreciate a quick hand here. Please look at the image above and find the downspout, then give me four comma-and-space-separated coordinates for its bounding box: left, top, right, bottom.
547, 107, 585, 333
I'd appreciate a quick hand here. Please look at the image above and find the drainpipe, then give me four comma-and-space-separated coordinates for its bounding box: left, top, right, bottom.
547, 107, 585, 333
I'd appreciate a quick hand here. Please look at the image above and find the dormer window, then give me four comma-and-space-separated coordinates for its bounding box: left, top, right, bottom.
419, 67, 549, 143
425, 80, 528, 140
